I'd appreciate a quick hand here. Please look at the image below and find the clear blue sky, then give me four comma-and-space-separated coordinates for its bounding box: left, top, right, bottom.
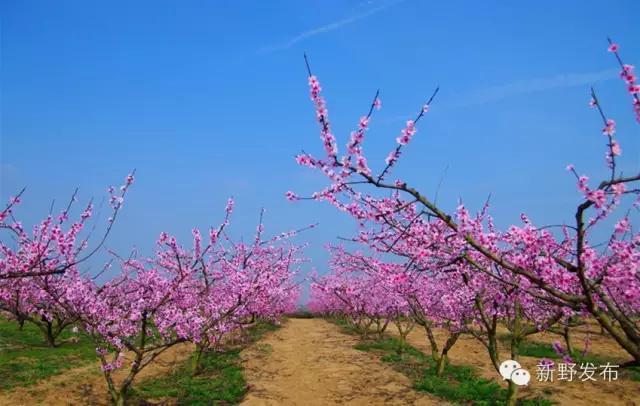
2, 1, 639, 298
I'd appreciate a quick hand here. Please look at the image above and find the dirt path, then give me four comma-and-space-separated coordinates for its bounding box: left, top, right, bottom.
2, 319, 636, 405
240, 318, 441, 406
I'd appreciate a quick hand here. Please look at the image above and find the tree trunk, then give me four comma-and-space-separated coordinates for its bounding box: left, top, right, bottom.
487, 328, 500, 373
361, 318, 373, 339
506, 380, 519, 406
115, 388, 128, 406
191, 344, 206, 375
35, 319, 59, 347
115, 368, 137, 405
45, 321, 58, 347
423, 323, 440, 361
506, 302, 522, 406
435, 332, 460, 377
435, 354, 447, 376
564, 325, 574, 356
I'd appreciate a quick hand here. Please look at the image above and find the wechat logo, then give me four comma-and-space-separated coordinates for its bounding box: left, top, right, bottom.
499, 360, 531, 386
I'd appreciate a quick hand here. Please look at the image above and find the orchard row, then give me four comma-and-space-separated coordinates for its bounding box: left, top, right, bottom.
297, 41, 639, 405
0, 180, 303, 405
1, 39, 638, 406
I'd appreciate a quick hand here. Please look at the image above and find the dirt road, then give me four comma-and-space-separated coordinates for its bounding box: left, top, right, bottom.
240, 318, 440, 406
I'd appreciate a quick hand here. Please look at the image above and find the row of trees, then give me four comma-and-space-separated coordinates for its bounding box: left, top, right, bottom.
1, 37, 636, 406
0, 176, 302, 405
295, 41, 639, 405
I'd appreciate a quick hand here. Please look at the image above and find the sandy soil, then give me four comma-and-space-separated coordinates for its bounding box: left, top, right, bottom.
240, 318, 442, 406
0, 343, 194, 405
2, 318, 637, 405
388, 324, 640, 406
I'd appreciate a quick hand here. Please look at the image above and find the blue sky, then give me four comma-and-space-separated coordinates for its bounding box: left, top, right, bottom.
2, 1, 640, 298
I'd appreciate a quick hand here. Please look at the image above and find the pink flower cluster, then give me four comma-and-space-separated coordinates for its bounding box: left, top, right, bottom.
608, 40, 640, 122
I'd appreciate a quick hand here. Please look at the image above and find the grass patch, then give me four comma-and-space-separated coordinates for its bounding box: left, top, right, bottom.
286, 310, 315, 319
350, 331, 551, 405
354, 337, 426, 361
625, 365, 640, 382
498, 335, 639, 381
329, 316, 363, 336
132, 348, 246, 405
133, 321, 279, 405
516, 340, 560, 359
255, 343, 273, 355
414, 362, 551, 406
244, 321, 279, 341
498, 335, 569, 361
0, 319, 97, 390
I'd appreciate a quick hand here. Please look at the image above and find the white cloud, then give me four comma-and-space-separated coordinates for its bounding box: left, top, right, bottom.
373, 69, 619, 125
457, 68, 618, 107
258, 0, 406, 54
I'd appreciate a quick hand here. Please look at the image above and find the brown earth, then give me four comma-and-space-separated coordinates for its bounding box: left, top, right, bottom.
2, 318, 638, 405
387, 323, 640, 406
1, 319, 440, 405
240, 318, 442, 405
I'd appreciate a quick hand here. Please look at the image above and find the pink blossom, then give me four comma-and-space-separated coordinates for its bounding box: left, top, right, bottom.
612, 183, 626, 197
614, 218, 630, 235
577, 176, 590, 192
396, 120, 416, 146
586, 189, 606, 208
385, 149, 401, 166
602, 119, 616, 136
611, 140, 622, 156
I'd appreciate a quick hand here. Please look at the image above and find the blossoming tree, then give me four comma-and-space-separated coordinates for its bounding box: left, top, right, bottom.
292, 41, 640, 405
0, 174, 135, 345
60, 201, 303, 405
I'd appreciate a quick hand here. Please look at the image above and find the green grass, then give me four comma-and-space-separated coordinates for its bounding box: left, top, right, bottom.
0, 319, 97, 390
517, 340, 562, 359
352, 335, 551, 406
244, 321, 280, 341
626, 365, 640, 382
133, 322, 279, 405
497, 335, 566, 360
330, 316, 363, 335
132, 348, 247, 405
286, 310, 315, 319
354, 338, 426, 360
498, 335, 640, 381
414, 362, 551, 406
